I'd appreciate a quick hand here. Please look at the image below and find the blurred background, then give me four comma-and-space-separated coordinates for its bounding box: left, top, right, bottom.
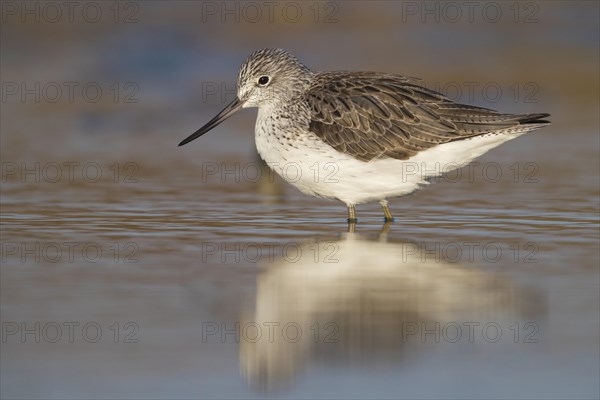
1, 1, 598, 399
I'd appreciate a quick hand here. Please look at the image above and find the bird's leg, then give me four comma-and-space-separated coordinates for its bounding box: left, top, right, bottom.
347, 205, 357, 223
379, 200, 395, 222
347, 221, 356, 233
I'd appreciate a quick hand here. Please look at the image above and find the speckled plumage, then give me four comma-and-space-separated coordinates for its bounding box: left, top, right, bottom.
179, 48, 550, 223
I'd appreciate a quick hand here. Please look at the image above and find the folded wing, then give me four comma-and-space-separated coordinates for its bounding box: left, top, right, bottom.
306, 72, 550, 161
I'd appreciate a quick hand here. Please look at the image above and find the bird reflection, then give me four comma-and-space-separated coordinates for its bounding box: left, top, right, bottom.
240, 233, 544, 391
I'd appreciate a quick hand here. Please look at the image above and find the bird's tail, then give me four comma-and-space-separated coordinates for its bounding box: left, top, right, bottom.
435, 103, 551, 136
513, 113, 551, 132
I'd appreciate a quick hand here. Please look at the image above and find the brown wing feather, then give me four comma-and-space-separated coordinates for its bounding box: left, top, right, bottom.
306, 72, 550, 161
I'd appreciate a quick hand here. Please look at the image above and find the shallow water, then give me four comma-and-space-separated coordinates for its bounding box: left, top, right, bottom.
1, 1, 599, 398
2, 128, 599, 399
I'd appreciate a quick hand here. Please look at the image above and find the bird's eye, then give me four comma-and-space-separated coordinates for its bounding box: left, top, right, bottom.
258, 76, 270, 86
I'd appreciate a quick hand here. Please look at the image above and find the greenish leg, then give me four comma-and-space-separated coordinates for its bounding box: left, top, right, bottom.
380, 200, 395, 222
347, 205, 357, 223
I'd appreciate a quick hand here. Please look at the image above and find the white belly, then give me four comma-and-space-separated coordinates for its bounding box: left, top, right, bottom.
255, 115, 527, 206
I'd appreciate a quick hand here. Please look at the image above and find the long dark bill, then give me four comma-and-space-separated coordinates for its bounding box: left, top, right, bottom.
178, 97, 243, 146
